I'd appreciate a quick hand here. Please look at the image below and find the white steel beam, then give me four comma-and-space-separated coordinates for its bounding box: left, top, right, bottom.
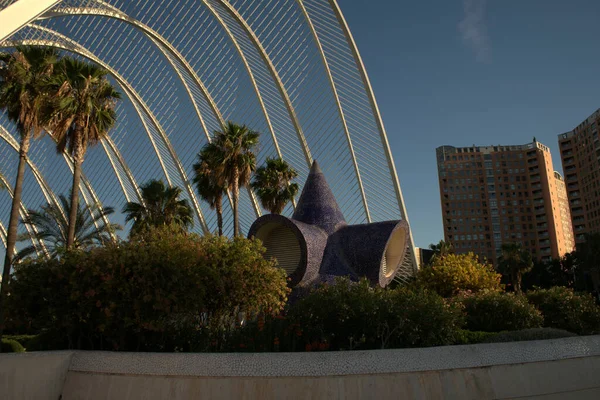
0, 0, 61, 41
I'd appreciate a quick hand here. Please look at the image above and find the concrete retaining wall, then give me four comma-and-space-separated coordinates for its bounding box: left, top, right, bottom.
2, 336, 600, 399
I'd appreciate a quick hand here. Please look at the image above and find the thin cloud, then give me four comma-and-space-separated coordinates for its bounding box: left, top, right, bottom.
459, 0, 491, 62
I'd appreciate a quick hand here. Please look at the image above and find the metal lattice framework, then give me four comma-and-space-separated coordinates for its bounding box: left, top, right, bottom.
0, 0, 418, 280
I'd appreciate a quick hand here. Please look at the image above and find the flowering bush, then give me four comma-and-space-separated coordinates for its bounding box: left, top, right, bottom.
416, 253, 502, 297
526, 287, 600, 335
460, 291, 543, 332
6, 225, 289, 351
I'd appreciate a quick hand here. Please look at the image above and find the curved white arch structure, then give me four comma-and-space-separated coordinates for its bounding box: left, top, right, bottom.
0, 0, 418, 279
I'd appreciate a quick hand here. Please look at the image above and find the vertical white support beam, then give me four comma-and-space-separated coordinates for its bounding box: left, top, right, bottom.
0, 0, 61, 41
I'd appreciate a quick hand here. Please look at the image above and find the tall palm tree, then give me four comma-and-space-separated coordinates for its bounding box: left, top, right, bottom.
251, 157, 299, 215
210, 122, 259, 236
193, 144, 227, 236
498, 242, 533, 293
123, 179, 193, 236
0, 46, 59, 279
43, 57, 120, 249
16, 194, 121, 261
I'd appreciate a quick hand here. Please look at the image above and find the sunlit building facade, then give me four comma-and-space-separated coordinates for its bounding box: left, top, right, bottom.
437, 141, 574, 264
558, 109, 600, 244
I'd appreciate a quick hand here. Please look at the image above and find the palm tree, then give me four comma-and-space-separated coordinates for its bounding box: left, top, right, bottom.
251, 157, 299, 215
123, 179, 193, 236
193, 144, 227, 236
0, 46, 59, 278
210, 122, 259, 236
43, 57, 120, 249
429, 240, 454, 260
16, 194, 121, 261
498, 242, 533, 293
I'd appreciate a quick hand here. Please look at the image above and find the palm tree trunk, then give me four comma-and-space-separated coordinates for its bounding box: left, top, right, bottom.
216, 197, 223, 237
0, 134, 31, 348
67, 154, 83, 249
232, 169, 240, 237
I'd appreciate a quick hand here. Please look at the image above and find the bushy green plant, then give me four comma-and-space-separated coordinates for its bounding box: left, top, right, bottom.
6, 225, 289, 351
1, 338, 25, 353
483, 328, 577, 343
289, 278, 464, 351
526, 287, 600, 335
453, 330, 497, 345
416, 253, 502, 297
460, 291, 543, 332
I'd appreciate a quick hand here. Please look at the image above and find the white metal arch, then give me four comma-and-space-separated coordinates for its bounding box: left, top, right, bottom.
0, 171, 48, 258
6, 26, 212, 233
326, 0, 418, 272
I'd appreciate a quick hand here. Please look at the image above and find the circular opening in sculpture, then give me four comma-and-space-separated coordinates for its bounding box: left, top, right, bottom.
255, 222, 302, 275
382, 227, 407, 279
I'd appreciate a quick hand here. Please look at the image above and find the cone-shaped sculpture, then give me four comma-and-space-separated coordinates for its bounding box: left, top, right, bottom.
248, 159, 409, 289
292, 161, 346, 234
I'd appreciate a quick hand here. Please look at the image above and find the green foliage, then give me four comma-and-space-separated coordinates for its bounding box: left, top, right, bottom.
251, 157, 299, 214
123, 180, 194, 236
483, 328, 577, 343
453, 330, 497, 345
498, 242, 533, 293
416, 252, 502, 297
289, 278, 464, 350
193, 147, 228, 236
526, 287, 600, 335
522, 255, 575, 291
16, 194, 121, 261
428, 240, 454, 260
208, 122, 260, 236
6, 226, 289, 351
460, 291, 543, 332
1, 338, 25, 353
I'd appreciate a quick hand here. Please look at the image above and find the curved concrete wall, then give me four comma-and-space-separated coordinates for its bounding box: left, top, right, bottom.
1, 336, 600, 399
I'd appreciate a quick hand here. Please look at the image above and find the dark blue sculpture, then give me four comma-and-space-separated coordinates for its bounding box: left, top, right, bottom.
248, 161, 409, 288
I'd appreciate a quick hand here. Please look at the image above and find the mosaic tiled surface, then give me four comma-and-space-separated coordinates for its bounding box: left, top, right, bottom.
248, 161, 409, 287
67, 335, 600, 377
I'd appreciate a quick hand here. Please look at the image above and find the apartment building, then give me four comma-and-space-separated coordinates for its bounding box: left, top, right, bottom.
437, 141, 574, 264
558, 109, 600, 244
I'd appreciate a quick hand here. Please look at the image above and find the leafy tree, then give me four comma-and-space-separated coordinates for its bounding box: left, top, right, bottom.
251, 157, 299, 214
0, 46, 60, 346
193, 144, 227, 236
5, 226, 289, 351
527, 287, 600, 335
522, 255, 575, 291
460, 291, 543, 332
210, 122, 259, 236
416, 252, 502, 297
575, 233, 600, 294
428, 240, 454, 261
122, 179, 193, 236
16, 194, 120, 261
498, 243, 534, 293
43, 57, 120, 249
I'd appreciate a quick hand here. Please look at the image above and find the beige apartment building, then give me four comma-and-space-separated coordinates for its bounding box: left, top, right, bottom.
558, 109, 600, 244
436, 141, 574, 265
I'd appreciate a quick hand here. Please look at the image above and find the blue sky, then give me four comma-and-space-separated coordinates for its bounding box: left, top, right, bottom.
341, 0, 600, 248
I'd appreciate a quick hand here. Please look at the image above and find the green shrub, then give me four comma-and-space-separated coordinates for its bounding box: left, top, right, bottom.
1, 338, 25, 353
461, 291, 543, 332
526, 287, 600, 335
416, 253, 502, 297
453, 330, 497, 345
6, 226, 289, 351
3, 335, 39, 351
289, 278, 464, 350
483, 328, 577, 343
